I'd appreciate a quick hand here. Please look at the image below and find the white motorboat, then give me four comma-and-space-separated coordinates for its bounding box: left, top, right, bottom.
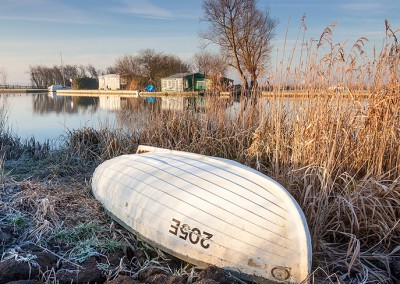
47, 84, 70, 92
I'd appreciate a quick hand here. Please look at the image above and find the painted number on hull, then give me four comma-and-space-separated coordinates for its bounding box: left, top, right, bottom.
169, 218, 213, 249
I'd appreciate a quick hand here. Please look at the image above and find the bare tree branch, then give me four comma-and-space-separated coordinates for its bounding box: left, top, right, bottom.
201, 0, 278, 90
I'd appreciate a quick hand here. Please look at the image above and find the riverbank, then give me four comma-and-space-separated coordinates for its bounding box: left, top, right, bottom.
0, 86, 369, 98
56, 89, 231, 98
0, 162, 241, 284
56, 88, 370, 99
0, 130, 242, 284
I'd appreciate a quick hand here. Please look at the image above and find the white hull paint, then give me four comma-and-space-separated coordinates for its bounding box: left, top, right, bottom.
92, 146, 312, 283
47, 84, 71, 91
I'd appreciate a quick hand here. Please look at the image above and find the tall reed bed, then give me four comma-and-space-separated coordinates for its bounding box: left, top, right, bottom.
118, 22, 399, 282
273, 17, 399, 94
129, 96, 399, 283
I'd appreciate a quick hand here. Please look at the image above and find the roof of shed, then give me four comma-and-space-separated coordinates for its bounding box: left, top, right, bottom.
164, 72, 202, 79
99, 74, 120, 78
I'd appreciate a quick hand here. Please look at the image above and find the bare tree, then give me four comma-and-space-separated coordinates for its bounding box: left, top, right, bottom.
113, 49, 190, 90
193, 51, 228, 91
29, 65, 78, 87
137, 49, 163, 85
239, 4, 277, 89
201, 0, 277, 90
78, 65, 87, 77
86, 64, 99, 78
29, 65, 52, 88
114, 54, 142, 76
62, 65, 79, 83
137, 49, 190, 87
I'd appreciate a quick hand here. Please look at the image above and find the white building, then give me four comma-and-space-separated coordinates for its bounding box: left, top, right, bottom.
99, 74, 126, 90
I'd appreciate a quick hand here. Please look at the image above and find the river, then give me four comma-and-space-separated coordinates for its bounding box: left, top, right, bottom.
0, 92, 207, 146
1, 92, 364, 148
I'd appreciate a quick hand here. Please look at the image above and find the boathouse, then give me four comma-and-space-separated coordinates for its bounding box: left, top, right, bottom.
161, 73, 206, 92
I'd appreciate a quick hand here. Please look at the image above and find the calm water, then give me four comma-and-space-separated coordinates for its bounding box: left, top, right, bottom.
0, 92, 206, 145
1, 92, 362, 147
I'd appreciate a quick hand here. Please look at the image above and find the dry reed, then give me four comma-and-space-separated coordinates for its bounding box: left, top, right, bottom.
128, 95, 399, 282
119, 20, 399, 283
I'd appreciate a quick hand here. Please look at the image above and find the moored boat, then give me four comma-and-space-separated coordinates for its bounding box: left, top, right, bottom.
91, 145, 312, 283
47, 84, 71, 91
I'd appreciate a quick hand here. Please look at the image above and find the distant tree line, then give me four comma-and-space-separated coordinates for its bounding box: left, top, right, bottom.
29, 64, 99, 88
28, 49, 192, 91
28, 49, 230, 91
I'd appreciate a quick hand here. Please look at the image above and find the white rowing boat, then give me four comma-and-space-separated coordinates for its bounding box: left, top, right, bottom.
92, 145, 311, 283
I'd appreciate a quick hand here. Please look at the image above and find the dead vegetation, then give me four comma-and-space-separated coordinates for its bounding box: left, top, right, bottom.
0, 148, 211, 283
0, 22, 399, 283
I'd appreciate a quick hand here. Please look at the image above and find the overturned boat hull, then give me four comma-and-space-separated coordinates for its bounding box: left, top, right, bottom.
92, 146, 311, 283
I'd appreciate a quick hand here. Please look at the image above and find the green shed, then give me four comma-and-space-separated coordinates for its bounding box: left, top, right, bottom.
161, 73, 206, 92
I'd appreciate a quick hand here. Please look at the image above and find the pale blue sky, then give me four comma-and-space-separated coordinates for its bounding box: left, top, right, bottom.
1, 0, 398, 84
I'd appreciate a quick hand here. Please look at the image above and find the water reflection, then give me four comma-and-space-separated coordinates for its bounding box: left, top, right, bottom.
1, 92, 365, 144
160, 96, 206, 111
33, 92, 77, 114
0, 92, 208, 143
